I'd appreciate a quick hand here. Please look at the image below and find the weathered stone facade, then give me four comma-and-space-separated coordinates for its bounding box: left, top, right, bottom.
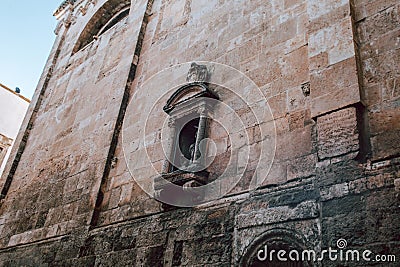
0, 0, 399, 266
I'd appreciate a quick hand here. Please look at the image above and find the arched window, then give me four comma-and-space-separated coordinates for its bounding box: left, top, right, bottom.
72, 0, 131, 54
97, 7, 130, 36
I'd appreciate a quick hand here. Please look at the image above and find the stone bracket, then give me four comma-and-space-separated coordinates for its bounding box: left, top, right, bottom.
154, 171, 209, 208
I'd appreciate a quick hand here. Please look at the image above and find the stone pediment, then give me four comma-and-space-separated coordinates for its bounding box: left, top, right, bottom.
163, 82, 218, 114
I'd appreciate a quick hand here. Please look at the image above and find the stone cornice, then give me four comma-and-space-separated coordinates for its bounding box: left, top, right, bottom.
54, 0, 98, 20
53, 0, 77, 18
53, 0, 99, 34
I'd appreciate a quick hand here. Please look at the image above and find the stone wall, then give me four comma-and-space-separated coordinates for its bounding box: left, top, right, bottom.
0, 0, 398, 266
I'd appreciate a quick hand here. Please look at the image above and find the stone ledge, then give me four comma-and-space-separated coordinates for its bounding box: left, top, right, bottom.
236, 200, 319, 229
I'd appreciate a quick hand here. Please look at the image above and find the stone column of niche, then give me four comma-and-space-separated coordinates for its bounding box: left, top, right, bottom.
193, 110, 208, 169
161, 118, 177, 174
182, 110, 208, 204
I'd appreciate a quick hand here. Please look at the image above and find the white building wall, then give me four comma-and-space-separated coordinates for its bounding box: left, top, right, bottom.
0, 84, 30, 176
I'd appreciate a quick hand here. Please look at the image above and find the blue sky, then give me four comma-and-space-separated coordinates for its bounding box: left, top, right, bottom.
0, 1, 59, 99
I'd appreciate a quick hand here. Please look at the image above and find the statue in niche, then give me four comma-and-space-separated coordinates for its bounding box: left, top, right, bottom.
178, 119, 200, 169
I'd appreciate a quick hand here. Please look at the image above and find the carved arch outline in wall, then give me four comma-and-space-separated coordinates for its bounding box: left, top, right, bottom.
239, 228, 311, 267
72, 0, 131, 54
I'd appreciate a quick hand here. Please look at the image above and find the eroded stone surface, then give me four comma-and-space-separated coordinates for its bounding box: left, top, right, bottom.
317, 107, 359, 160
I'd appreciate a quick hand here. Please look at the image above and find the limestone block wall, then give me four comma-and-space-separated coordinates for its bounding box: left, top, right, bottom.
0, 0, 149, 247
354, 0, 400, 160
0, 0, 398, 266
98, 0, 365, 224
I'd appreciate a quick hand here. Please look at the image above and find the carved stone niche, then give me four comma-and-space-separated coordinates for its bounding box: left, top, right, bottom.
154, 67, 218, 207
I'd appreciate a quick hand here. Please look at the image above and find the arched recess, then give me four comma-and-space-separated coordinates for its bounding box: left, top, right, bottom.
72, 0, 131, 54
239, 228, 312, 267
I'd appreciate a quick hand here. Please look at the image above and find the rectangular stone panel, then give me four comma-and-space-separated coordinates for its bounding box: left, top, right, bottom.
236, 200, 319, 229
317, 107, 359, 159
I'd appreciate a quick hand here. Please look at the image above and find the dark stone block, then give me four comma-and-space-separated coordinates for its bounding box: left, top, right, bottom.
268, 187, 320, 208
113, 235, 136, 252
172, 241, 183, 266
94, 250, 137, 267
322, 195, 365, 217
74, 256, 96, 267
144, 245, 165, 267
16, 216, 34, 234
317, 160, 364, 187
35, 210, 48, 229
79, 236, 95, 258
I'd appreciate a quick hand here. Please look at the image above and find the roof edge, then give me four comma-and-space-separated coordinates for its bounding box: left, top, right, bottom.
0, 83, 31, 103
54, 0, 73, 17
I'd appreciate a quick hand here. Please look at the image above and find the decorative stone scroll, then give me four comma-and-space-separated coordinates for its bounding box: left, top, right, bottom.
186, 62, 211, 83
